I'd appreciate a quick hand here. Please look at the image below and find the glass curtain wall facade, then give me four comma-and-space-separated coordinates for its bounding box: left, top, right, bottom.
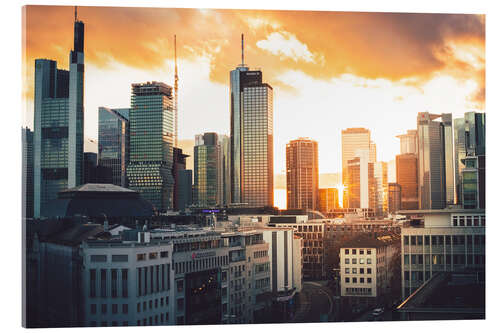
194, 133, 220, 207
374, 161, 388, 216
286, 138, 319, 210
318, 188, 339, 214
98, 107, 129, 187
220, 135, 231, 206
127, 82, 175, 212
33, 17, 84, 217
396, 153, 419, 210
22, 127, 34, 219
241, 84, 274, 207
416, 112, 453, 210
454, 112, 486, 207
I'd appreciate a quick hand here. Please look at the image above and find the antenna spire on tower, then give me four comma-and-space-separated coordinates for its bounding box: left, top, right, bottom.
174, 35, 179, 147
241, 33, 244, 66
74, 6, 77, 21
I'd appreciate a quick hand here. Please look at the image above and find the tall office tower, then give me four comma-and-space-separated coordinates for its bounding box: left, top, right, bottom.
194, 133, 221, 207
127, 81, 175, 212
177, 169, 193, 211
98, 107, 130, 187
397, 129, 418, 154
219, 135, 231, 206
230, 34, 274, 207
318, 188, 339, 214
22, 127, 34, 219
33, 13, 84, 218
454, 112, 485, 207
388, 183, 402, 214
286, 138, 319, 210
347, 149, 376, 209
172, 147, 189, 211
374, 161, 388, 216
417, 112, 454, 209
396, 153, 419, 210
341, 128, 375, 208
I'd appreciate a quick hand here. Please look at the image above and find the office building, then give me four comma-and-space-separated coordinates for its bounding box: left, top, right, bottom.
416, 112, 454, 209
388, 183, 402, 214
33, 14, 85, 218
341, 128, 376, 207
219, 135, 231, 206
84, 152, 112, 184
454, 112, 485, 207
230, 36, 273, 207
194, 133, 221, 207
176, 170, 192, 211
98, 107, 130, 187
396, 154, 418, 210
23, 127, 34, 219
261, 228, 294, 294
399, 209, 485, 299
318, 188, 339, 214
347, 149, 376, 210
172, 147, 189, 211
127, 82, 175, 212
374, 161, 388, 216
340, 234, 400, 308
286, 138, 319, 210
397, 130, 417, 155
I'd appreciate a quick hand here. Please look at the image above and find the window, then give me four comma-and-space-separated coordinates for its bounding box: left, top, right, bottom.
352, 268, 357, 274
137, 254, 146, 261
160, 251, 169, 258
122, 304, 128, 314
137, 303, 141, 313
91, 255, 107, 262
367, 268, 372, 274
345, 268, 350, 274
345, 277, 350, 283
360, 278, 364, 283
367, 258, 372, 264
367, 278, 372, 283
112, 304, 118, 314
360, 250, 364, 255
352, 277, 357, 283
122, 269, 128, 297
352, 249, 357, 255
404, 236, 409, 245
100, 269, 107, 298
111, 269, 118, 298
101, 304, 107, 314
345, 249, 349, 255
360, 258, 365, 264
352, 259, 357, 264
367, 250, 371, 255
177, 280, 183, 292
90, 269, 96, 298
112, 255, 128, 262
345, 258, 350, 264
360, 268, 364, 274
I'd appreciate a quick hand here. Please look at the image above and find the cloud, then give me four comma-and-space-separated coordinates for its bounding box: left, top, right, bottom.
256, 31, 316, 63
22, 6, 484, 108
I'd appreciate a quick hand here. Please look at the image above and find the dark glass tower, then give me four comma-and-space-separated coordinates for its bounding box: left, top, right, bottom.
172, 147, 189, 211
127, 82, 175, 212
33, 14, 84, 217
194, 133, 221, 207
22, 127, 34, 219
98, 107, 130, 187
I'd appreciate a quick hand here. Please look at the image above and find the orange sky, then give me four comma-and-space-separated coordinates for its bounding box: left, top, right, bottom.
22, 6, 485, 181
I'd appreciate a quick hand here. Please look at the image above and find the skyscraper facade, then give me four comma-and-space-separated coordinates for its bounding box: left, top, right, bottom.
347, 149, 376, 210
397, 129, 418, 155
220, 135, 231, 206
194, 133, 221, 207
454, 112, 485, 207
318, 188, 339, 214
230, 40, 274, 207
126, 82, 175, 212
98, 107, 130, 187
388, 183, 402, 214
374, 161, 388, 216
341, 128, 376, 208
286, 138, 319, 210
172, 147, 189, 211
33, 15, 85, 218
416, 112, 454, 209
22, 127, 34, 219
396, 153, 419, 210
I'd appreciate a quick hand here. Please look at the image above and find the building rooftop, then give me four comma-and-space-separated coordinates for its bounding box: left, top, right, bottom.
340, 233, 400, 249
60, 183, 136, 194
397, 208, 485, 215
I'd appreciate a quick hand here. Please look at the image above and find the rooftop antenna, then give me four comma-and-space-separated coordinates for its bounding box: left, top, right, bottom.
241, 33, 245, 66
174, 35, 179, 147
74, 6, 77, 21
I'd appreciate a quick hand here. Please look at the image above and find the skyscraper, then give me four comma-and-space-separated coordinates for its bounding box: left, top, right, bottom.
396, 154, 419, 210
172, 147, 189, 211
454, 112, 485, 207
33, 12, 84, 217
416, 112, 454, 209
286, 138, 319, 210
127, 81, 175, 212
219, 135, 231, 206
230, 34, 274, 207
347, 149, 376, 210
341, 128, 376, 208
374, 161, 388, 216
388, 183, 402, 214
22, 127, 34, 219
396, 130, 418, 155
194, 133, 221, 207
98, 107, 130, 187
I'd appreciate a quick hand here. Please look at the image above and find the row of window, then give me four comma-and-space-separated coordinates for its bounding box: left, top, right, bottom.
137, 296, 169, 312
344, 249, 372, 255
345, 267, 372, 274
344, 258, 372, 265
344, 277, 372, 284
403, 234, 485, 246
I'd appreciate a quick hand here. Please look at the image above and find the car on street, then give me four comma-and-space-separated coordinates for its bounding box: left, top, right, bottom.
372, 308, 384, 317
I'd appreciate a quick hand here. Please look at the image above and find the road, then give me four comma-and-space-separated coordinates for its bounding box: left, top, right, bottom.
293, 281, 334, 323
352, 308, 395, 322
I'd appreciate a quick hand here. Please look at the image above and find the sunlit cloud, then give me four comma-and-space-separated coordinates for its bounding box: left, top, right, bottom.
256, 31, 316, 63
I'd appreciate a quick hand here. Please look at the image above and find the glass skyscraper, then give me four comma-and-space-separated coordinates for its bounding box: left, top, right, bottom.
98, 107, 130, 187
33, 15, 85, 218
416, 112, 454, 209
22, 127, 34, 219
454, 112, 485, 206
194, 133, 221, 207
219, 135, 231, 206
230, 62, 273, 207
286, 138, 319, 210
126, 81, 175, 212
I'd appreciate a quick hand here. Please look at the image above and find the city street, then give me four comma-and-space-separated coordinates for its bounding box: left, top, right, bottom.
293, 281, 334, 323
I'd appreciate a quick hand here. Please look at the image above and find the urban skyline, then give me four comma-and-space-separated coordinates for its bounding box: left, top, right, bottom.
22, 7, 485, 183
